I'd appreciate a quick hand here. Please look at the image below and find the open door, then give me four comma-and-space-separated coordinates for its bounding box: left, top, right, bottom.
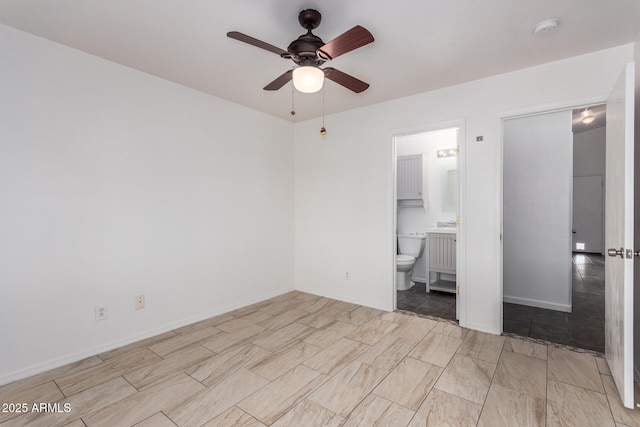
573, 175, 604, 254
605, 62, 635, 409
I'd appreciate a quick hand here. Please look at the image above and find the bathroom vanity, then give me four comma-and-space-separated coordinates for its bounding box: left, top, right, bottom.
425, 227, 456, 293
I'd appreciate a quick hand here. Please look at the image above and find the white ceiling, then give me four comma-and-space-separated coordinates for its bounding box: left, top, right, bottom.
1, 0, 638, 122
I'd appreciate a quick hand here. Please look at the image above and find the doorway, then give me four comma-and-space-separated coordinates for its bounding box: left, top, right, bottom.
392, 125, 464, 323
499, 63, 635, 409
502, 105, 607, 353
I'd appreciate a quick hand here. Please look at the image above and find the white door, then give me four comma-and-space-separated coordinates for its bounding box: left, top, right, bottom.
605, 62, 635, 408
573, 175, 604, 254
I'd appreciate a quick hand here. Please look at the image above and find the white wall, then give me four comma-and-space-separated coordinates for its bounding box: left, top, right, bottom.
0, 25, 294, 384
503, 111, 573, 312
574, 126, 606, 177
294, 44, 633, 333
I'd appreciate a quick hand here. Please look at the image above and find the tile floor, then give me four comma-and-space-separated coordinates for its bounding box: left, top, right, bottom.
1, 290, 637, 427
397, 282, 457, 321
504, 253, 605, 353
399, 253, 605, 353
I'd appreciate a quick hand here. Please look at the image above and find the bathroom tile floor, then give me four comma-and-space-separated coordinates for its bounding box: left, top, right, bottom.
2, 290, 634, 427
397, 282, 457, 321
398, 253, 605, 353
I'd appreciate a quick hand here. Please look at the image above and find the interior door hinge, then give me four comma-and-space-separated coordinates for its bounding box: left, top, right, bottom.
456, 145, 460, 155
456, 216, 460, 225
456, 286, 460, 295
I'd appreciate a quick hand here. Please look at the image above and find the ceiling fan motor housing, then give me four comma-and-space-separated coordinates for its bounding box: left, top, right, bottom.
288, 10, 326, 66
287, 32, 326, 66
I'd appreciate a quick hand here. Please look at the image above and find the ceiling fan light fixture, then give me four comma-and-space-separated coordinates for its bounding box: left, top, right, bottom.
293, 66, 324, 93
582, 114, 595, 124
582, 108, 595, 124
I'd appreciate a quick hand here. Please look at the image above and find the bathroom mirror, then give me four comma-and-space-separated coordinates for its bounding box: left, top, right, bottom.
442, 168, 458, 212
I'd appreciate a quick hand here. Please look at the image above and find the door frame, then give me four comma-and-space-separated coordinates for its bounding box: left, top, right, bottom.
497, 96, 606, 334
390, 118, 467, 326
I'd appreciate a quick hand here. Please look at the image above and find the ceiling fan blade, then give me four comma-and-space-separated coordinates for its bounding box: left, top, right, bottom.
317, 25, 374, 60
323, 68, 369, 93
263, 70, 293, 91
227, 31, 290, 57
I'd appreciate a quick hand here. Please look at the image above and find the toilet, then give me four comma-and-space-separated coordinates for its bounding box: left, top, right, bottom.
396, 233, 426, 291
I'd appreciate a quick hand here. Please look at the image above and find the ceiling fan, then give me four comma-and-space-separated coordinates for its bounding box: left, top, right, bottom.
227, 9, 374, 94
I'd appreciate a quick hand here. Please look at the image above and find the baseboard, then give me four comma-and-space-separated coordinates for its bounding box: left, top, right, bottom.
0, 287, 294, 386
503, 295, 571, 313
294, 286, 390, 312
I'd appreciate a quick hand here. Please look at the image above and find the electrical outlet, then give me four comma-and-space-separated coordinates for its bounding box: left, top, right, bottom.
345, 271, 350, 280
135, 295, 145, 310
95, 306, 108, 321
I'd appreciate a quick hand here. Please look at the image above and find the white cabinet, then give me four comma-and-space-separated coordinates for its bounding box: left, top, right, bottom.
397, 154, 423, 200
427, 233, 456, 293
429, 233, 456, 273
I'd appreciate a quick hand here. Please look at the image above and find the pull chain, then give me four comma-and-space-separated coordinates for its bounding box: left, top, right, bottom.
290, 77, 296, 116
320, 87, 327, 135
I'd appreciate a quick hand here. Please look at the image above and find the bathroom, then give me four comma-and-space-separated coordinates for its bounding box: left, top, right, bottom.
395, 127, 459, 320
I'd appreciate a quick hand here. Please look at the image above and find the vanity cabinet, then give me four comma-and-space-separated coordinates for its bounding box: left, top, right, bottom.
429, 233, 456, 273
397, 154, 423, 200
427, 232, 456, 293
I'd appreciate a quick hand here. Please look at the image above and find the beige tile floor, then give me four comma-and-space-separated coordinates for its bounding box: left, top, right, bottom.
1, 291, 639, 427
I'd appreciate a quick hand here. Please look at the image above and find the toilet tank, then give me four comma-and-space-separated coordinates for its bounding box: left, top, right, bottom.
397, 233, 426, 257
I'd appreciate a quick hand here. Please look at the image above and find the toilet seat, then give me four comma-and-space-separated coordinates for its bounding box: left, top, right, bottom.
396, 255, 415, 266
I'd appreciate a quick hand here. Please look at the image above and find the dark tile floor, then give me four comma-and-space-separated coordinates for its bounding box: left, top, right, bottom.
396, 253, 605, 353
503, 253, 605, 353
397, 280, 457, 321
